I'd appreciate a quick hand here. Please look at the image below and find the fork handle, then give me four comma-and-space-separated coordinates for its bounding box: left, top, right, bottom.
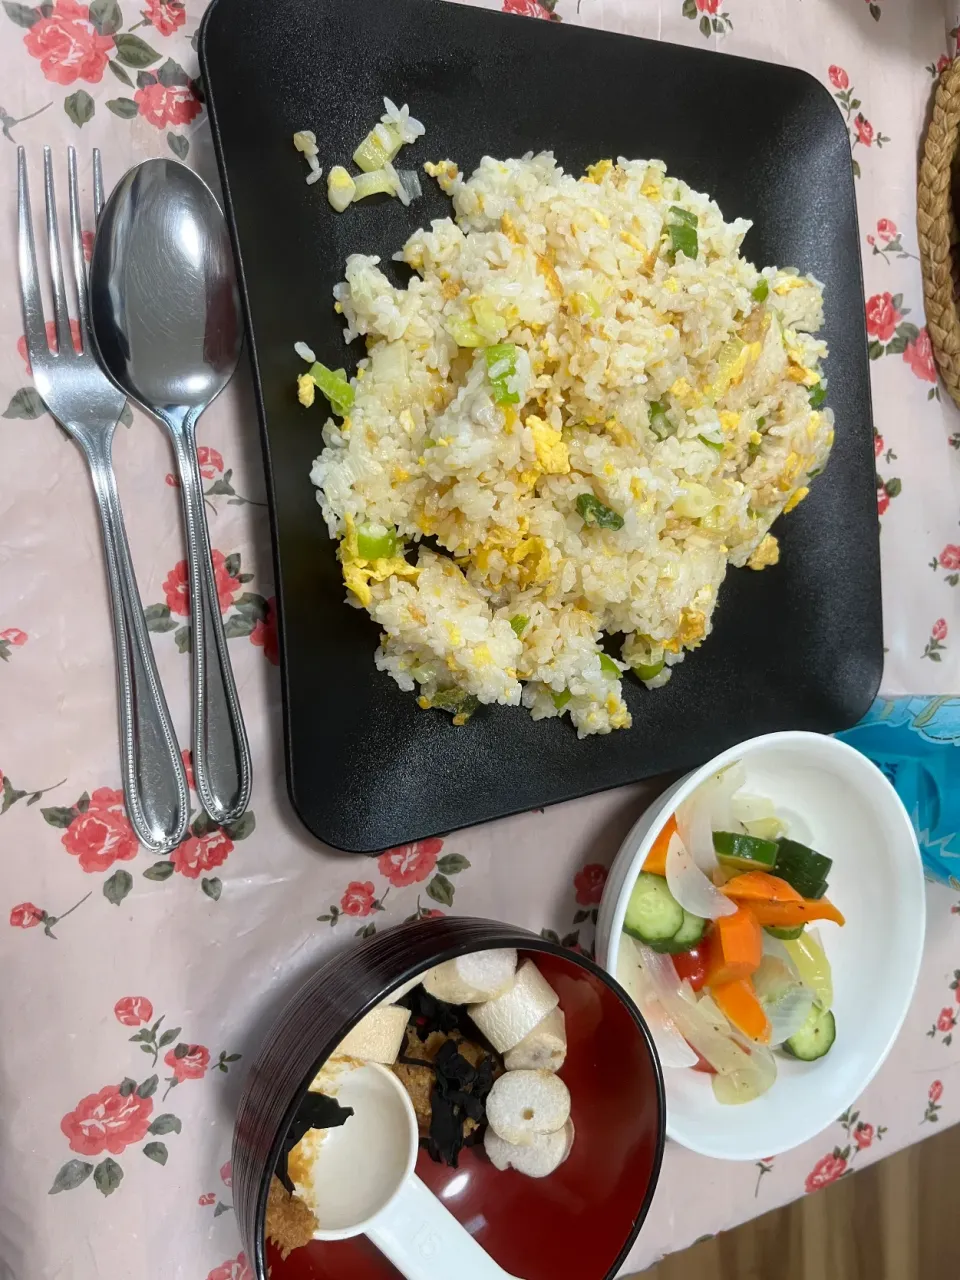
84, 430, 189, 852
169, 411, 252, 826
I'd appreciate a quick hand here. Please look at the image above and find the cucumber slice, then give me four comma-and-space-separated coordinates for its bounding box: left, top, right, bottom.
623, 872, 684, 945
765, 924, 805, 941
781, 1003, 836, 1061
713, 831, 779, 873
651, 910, 707, 954
774, 838, 832, 900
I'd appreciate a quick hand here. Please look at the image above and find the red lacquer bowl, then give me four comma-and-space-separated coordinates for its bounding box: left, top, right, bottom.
233, 917, 665, 1280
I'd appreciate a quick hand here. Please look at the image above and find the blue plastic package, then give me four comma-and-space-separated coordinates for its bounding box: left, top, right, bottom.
836, 696, 960, 888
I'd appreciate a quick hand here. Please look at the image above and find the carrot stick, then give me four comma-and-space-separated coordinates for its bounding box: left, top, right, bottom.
642, 813, 678, 877
744, 898, 846, 928
720, 871, 804, 905
711, 978, 771, 1043
704, 906, 763, 986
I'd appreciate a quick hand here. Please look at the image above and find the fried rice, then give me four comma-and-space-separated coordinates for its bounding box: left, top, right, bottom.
306, 152, 832, 736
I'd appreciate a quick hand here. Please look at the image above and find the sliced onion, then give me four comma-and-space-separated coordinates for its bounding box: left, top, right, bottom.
766, 984, 815, 1046
752, 953, 816, 1046
397, 169, 422, 203
617, 938, 697, 1068
665, 832, 737, 920
730, 791, 776, 825
677, 760, 746, 871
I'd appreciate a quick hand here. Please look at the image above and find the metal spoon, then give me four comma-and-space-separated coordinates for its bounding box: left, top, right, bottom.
90, 159, 251, 826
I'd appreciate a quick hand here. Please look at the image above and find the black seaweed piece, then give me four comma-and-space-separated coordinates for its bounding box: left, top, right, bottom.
275, 1092, 354, 1193
425, 1039, 493, 1167
400, 987, 472, 1041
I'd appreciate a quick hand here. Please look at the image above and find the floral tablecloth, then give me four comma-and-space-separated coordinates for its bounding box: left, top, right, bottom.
2, 0, 960, 1276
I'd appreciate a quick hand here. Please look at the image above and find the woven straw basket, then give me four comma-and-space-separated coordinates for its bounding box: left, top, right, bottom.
919, 58, 960, 408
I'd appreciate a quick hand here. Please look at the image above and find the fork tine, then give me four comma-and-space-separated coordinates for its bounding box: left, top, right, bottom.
93, 148, 104, 223
43, 145, 73, 358
67, 147, 89, 348
17, 147, 48, 364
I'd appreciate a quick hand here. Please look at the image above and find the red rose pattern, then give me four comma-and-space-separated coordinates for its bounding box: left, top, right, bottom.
695, 0, 720, 11
182, 748, 195, 791
937, 54, 952, 75
82, 229, 94, 261
854, 114, 875, 146
904, 327, 936, 382
164, 1043, 210, 1082
829, 65, 850, 90
574, 862, 608, 905
939, 546, 960, 571
853, 1122, 874, 1150
197, 446, 225, 480
250, 597, 279, 666
144, 0, 186, 36
930, 1080, 944, 1103
874, 433, 884, 457
377, 837, 442, 887
62, 788, 139, 873
932, 619, 949, 644
23, 0, 114, 86
163, 550, 240, 617
18, 318, 82, 372
805, 1152, 847, 1194
134, 81, 203, 129
220, 1159, 233, 1187
877, 491, 890, 516
876, 218, 897, 242
9, 902, 44, 928
865, 293, 901, 343
171, 830, 234, 880
0, 627, 28, 646
199, 1193, 216, 1206
340, 881, 377, 916
60, 1084, 153, 1156
936, 1006, 954, 1032
206, 1254, 253, 1280
502, 0, 551, 16
114, 996, 154, 1027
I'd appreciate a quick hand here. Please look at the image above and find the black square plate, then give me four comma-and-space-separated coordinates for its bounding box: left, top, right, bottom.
200, 0, 881, 853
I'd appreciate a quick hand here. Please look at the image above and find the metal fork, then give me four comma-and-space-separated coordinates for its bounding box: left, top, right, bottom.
17, 146, 189, 852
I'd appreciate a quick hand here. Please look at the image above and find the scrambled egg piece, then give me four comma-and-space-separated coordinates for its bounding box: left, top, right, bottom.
669, 377, 700, 409
536, 254, 563, 299
424, 159, 459, 192
783, 485, 810, 513
339, 515, 418, 607
297, 374, 315, 407
719, 411, 740, 435
527, 415, 570, 474
583, 159, 613, 184
747, 533, 780, 571
678, 608, 707, 647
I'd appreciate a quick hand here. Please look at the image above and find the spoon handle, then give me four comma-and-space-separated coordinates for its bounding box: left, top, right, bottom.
84, 428, 190, 852
172, 414, 252, 825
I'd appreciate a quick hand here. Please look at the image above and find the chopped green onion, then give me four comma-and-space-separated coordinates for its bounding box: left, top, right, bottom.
471, 297, 506, 343
599, 653, 620, 677
668, 222, 698, 260
752, 279, 769, 303
485, 343, 519, 404
698, 434, 724, 452
353, 122, 402, 173
669, 205, 698, 228
576, 492, 625, 530
809, 381, 827, 409
552, 689, 572, 710
757, 416, 767, 428
308, 362, 354, 416
648, 400, 672, 440
633, 659, 665, 682
747, 439, 762, 459
509, 615, 529, 637
356, 522, 398, 560
445, 317, 484, 348
352, 169, 397, 202
431, 688, 480, 721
